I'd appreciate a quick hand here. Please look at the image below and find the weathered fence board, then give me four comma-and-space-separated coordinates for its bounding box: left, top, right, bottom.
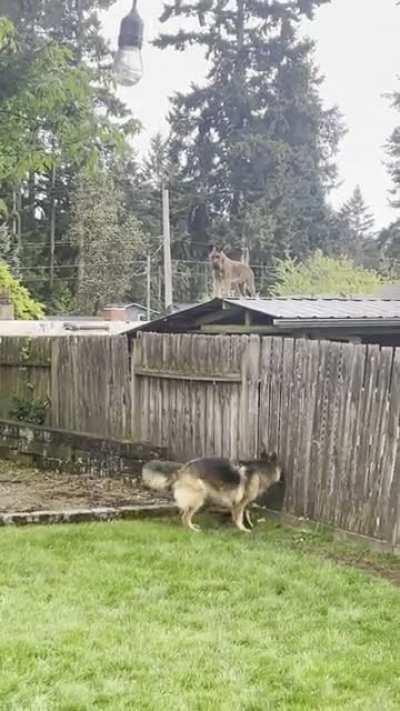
257, 336, 400, 549
50, 337, 131, 440
132, 331, 245, 461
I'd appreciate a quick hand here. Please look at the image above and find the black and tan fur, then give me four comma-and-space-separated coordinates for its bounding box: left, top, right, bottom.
142, 460, 183, 492
142, 454, 281, 532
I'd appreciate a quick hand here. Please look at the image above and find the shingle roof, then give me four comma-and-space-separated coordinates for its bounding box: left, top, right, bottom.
226, 299, 400, 320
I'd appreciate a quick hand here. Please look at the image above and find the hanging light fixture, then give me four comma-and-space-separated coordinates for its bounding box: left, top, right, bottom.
113, 0, 144, 87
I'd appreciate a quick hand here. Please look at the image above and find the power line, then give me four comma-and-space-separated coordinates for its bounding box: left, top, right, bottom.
22, 276, 77, 283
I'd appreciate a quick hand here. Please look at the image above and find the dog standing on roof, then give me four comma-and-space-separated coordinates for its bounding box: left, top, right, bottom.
209, 245, 256, 298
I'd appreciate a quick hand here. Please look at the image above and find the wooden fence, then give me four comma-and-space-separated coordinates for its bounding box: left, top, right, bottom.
133, 333, 260, 461
0, 338, 51, 421
0, 332, 399, 549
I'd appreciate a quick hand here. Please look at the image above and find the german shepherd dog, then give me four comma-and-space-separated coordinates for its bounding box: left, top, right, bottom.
142, 454, 282, 532
208, 245, 256, 298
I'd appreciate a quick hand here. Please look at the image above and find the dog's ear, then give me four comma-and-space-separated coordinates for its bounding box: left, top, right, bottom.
269, 452, 278, 465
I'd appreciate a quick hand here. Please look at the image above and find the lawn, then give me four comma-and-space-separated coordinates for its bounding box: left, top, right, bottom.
0, 518, 399, 711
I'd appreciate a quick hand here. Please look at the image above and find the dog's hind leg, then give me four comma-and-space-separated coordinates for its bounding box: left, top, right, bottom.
232, 505, 251, 533
174, 482, 205, 532
182, 504, 203, 532
244, 508, 253, 529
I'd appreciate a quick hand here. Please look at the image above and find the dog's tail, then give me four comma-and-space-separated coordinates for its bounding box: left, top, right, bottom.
142, 460, 182, 492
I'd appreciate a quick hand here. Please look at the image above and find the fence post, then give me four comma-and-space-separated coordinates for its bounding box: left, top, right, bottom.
130, 335, 140, 441
239, 335, 261, 460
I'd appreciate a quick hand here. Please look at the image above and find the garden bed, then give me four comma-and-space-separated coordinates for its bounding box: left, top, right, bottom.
0, 459, 172, 514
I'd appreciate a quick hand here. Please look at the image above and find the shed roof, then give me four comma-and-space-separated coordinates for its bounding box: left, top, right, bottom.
226, 298, 400, 320
123, 297, 400, 336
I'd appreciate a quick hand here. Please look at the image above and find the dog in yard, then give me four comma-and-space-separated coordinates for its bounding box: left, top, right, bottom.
208, 245, 256, 298
142, 460, 182, 492
142, 454, 281, 532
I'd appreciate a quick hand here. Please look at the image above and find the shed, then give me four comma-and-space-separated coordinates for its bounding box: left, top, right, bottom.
99, 302, 159, 322
0, 318, 142, 337
124, 297, 400, 346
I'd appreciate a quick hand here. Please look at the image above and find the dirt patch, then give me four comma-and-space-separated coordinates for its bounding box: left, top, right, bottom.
0, 460, 171, 513
286, 528, 400, 588
327, 552, 400, 588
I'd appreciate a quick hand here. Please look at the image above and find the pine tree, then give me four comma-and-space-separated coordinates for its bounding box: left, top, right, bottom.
156, 0, 343, 266
377, 220, 400, 278
119, 134, 172, 248
69, 172, 144, 316
338, 186, 376, 265
115, 134, 202, 308
380, 20, 400, 277
339, 186, 375, 240
387, 87, 400, 210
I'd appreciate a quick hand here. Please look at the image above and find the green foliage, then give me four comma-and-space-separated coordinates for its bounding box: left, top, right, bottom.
0, 260, 44, 318
273, 250, 382, 297
69, 172, 145, 315
387, 88, 400, 210
9, 396, 50, 425
383, 60, 400, 269
115, 134, 171, 250
0, 5, 140, 311
0, 223, 19, 273
0, 21, 122, 183
0, 16, 14, 47
156, 0, 344, 264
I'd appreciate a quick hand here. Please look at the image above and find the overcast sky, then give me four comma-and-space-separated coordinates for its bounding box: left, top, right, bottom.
102, 0, 400, 229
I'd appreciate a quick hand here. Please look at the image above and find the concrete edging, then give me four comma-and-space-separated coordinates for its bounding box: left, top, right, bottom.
0, 504, 177, 527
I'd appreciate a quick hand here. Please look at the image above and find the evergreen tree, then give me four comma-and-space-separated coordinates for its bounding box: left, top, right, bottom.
156, 0, 343, 266
377, 220, 400, 278
69, 172, 144, 316
380, 18, 400, 278
337, 186, 376, 266
115, 134, 202, 309
339, 185, 375, 241
387, 87, 400, 211
119, 134, 171, 248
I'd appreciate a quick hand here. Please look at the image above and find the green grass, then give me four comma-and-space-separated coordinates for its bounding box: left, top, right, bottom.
0, 518, 399, 711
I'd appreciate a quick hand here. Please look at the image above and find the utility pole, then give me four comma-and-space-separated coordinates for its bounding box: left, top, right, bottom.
11, 189, 21, 260
146, 253, 151, 321
49, 163, 57, 290
162, 182, 173, 312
